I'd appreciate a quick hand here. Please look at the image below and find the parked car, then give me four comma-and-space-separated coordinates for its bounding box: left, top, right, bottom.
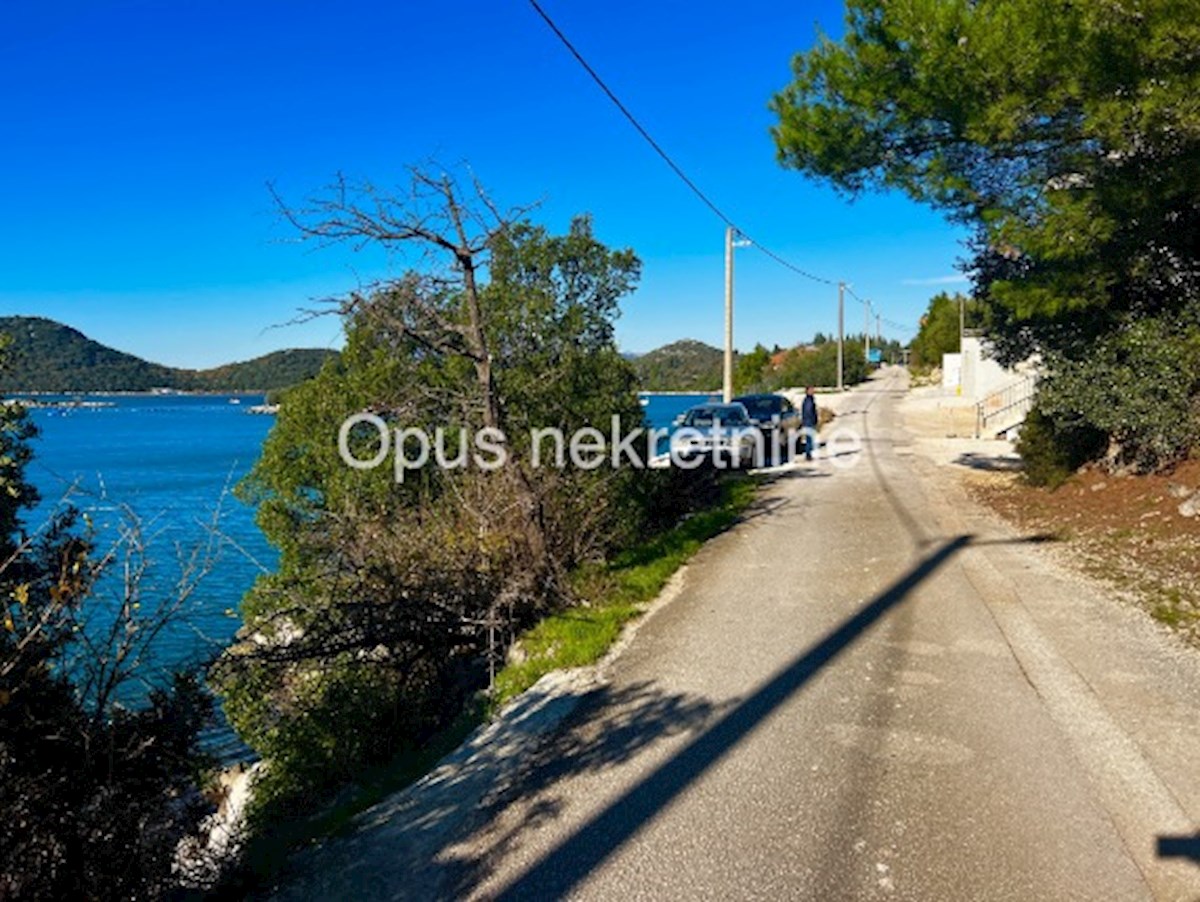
670, 402, 759, 466
733, 392, 801, 461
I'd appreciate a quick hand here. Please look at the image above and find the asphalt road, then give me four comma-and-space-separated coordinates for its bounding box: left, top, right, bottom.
276, 369, 1200, 901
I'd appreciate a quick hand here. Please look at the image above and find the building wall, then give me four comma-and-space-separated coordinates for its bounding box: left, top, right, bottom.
943, 337, 1038, 402
942, 353, 963, 392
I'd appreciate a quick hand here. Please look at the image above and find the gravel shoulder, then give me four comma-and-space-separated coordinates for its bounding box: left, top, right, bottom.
898, 383, 1200, 646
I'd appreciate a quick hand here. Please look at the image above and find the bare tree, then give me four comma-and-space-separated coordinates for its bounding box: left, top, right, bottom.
272, 166, 554, 591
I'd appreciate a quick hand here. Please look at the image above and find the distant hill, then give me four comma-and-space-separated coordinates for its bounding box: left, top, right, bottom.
0, 316, 338, 393
189, 348, 338, 392
633, 339, 728, 391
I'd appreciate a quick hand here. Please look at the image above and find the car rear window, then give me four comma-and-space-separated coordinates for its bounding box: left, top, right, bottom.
737, 397, 782, 418
684, 405, 749, 426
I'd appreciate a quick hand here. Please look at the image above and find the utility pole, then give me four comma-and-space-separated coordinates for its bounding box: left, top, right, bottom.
837, 281, 845, 392
876, 313, 881, 347
864, 299, 871, 363
959, 294, 965, 353
723, 226, 734, 403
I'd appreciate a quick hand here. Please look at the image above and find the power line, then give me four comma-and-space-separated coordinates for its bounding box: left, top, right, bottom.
845, 285, 915, 334
845, 284, 871, 311
526, 0, 732, 227
526, 0, 836, 287
528, 0, 920, 330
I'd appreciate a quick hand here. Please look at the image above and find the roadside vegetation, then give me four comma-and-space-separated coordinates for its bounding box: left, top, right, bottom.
222, 468, 758, 891
773, 0, 1199, 475
207, 168, 765, 887
0, 336, 215, 899
493, 473, 755, 706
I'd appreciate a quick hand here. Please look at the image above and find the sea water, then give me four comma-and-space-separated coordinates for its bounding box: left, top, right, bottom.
23, 394, 275, 760
19, 391, 714, 759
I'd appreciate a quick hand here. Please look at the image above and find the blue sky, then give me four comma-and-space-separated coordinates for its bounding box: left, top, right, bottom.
1, 0, 969, 368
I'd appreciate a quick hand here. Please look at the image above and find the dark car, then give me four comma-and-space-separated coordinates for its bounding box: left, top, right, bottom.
733, 393, 801, 462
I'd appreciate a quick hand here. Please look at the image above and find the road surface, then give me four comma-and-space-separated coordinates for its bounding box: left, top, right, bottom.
276, 369, 1200, 901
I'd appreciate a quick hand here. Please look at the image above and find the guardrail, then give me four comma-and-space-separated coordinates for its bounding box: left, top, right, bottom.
975, 372, 1039, 438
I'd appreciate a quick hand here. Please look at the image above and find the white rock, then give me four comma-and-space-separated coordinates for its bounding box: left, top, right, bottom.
175, 760, 263, 889
1167, 482, 1195, 500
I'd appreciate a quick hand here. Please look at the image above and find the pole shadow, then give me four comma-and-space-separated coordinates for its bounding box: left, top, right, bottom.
491, 534, 977, 900
1157, 833, 1200, 865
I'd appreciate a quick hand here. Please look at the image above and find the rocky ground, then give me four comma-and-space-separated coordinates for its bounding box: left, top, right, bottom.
899, 383, 1200, 648
968, 460, 1200, 646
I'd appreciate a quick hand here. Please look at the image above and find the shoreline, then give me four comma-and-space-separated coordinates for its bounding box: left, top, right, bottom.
5, 390, 272, 397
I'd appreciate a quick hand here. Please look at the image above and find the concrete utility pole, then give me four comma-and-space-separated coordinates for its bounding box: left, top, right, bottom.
876, 313, 881, 347
837, 281, 845, 392
723, 226, 734, 403
864, 299, 871, 363
959, 294, 966, 354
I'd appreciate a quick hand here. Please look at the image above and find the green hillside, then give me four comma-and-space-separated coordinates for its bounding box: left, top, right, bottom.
191, 348, 338, 392
0, 316, 338, 393
633, 339, 726, 391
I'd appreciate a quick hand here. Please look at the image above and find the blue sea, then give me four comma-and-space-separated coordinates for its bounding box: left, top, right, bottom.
20, 391, 714, 759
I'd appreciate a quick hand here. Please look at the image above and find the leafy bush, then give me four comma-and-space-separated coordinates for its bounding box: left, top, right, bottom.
214, 182, 661, 845
771, 341, 866, 389
1037, 315, 1200, 472
1016, 406, 1107, 488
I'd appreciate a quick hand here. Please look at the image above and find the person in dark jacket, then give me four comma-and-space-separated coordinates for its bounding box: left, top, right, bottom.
800, 386, 818, 461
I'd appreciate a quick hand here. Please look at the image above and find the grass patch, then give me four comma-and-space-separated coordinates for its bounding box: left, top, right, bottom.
1149, 588, 1197, 629
1152, 603, 1185, 628
491, 475, 757, 707
232, 474, 758, 893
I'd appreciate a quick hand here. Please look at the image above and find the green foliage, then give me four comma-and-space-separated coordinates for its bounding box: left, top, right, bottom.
0, 344, 212, 899
909, 293, 984, 370
771, 0, 1200, 469
772, 340, 867, 389
1036, 312, 1200, 472
1016, 407, 1107, 488
492, 474, 755, 706
0, 315, 336, 392
733, 343, 772, 394
215, 207, 653, 836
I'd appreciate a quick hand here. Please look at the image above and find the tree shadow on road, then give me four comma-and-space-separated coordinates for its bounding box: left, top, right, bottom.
266, 681, 724, 901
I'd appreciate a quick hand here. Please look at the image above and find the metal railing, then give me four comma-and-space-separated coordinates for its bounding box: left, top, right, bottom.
975, 372, 1039, 438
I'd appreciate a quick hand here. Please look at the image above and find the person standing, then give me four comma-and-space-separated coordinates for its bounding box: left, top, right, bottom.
801, 386, 818, 461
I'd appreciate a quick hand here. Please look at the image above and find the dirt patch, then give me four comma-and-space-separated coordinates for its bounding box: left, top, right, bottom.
965, 459, 1200, 646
